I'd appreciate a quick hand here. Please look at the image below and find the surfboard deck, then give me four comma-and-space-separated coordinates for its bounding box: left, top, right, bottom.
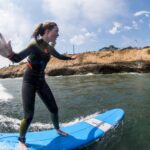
0, 108, 125, 150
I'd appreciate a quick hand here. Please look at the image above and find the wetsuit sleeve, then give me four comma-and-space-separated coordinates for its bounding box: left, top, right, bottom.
50, 47, 72, 60
9, 45, 36, 63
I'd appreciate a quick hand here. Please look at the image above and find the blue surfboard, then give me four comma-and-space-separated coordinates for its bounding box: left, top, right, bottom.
0, 108, 125, 150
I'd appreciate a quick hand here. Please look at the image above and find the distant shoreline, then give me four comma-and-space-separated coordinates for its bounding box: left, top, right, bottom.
0, 48, 150, 78
0, 61, 150, 79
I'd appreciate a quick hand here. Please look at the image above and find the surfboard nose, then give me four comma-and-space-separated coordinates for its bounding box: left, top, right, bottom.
113, 108, 125, 124
95, 108, 125, 125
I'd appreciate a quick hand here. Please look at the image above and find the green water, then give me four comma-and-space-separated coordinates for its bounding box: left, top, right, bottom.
0, 73, 150, 150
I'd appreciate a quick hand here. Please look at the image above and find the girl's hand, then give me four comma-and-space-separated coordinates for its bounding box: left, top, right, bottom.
71, 55, 78, 60
0, 33, 14, 58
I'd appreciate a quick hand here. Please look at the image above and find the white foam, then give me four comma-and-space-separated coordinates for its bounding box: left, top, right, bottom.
0, 115, 52, 131
0, 84, 14, 102
55, 75, 63, 78
30, 112, 99, 130
12, 77, 22, 80
85, 73, 94, 76
0, 115, 20, 131
62, 112, 100, 127
0, 112, 100, 132
0, 77, 22, 81
116, 72, 142, 75
53, 73, 96, 78
73, 73, 95, 77
0, 142, 19, 150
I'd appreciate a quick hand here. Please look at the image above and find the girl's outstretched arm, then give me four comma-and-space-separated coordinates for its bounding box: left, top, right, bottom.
0, 33, 35, 63
0, 33, 13, 58
51, 48, 72, 60
50, 42, 77, 60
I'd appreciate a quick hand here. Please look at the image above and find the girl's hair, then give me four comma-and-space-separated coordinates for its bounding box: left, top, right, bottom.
32, 22, 57, 41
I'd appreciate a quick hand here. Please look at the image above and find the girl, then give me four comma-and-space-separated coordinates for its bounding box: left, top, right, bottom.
0, 22, 77, 146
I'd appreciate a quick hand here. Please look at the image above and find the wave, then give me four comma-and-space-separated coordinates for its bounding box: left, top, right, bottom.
110, 72, 144, 76
0, 84, 14, 102
62, 112, 100, 127
0, 115, 52, 132
0, 77, 22, 81
0, 112, 100, 132
55, 73, 96, 78
85, 73, 95, 76
71, 73, 95, 76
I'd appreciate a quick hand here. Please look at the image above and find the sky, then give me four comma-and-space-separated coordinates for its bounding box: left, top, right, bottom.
0, 0, 150, 68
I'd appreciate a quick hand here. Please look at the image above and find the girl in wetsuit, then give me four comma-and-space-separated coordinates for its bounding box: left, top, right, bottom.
0, 22, 76, 145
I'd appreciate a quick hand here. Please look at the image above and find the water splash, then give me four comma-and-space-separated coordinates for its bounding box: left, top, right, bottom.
0, 115, 52, 132
0, 112, 100, 132
54, 73, 96, 78
0, 142, 20, 150
0, 84, 14, 102
62, 112, 100, 127
116, 72, 142, 75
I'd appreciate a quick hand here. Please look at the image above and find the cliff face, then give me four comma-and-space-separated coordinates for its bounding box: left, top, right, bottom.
0, 48, 150, 78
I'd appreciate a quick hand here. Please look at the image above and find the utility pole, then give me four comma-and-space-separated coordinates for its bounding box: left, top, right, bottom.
135, 39, 137, 48
73, 45, 75, 54
135, 39, 142, 68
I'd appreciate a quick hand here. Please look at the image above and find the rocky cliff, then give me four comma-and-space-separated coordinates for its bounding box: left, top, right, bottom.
0, 47, 150, 78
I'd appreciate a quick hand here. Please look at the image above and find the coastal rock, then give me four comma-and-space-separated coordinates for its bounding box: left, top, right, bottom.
0, 48, 150, 78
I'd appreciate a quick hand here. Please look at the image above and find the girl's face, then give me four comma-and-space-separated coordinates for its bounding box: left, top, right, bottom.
45, 26, 59, 43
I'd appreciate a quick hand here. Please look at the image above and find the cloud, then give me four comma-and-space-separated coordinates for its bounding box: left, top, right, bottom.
108, 20, 140, 35
70, 31, 96, 45
134, 10, 150, 17
80, 28, 88, 33
97, 28, 102, 33
109, 22, 122, 34
0, 0, 32, 51
132, 21, 138, 29
0, 0, 33, 67
42, 0, 127, 25
123, 21, 139, 31
81, 0, 126, 24
0, 0, 128, 67
123, 26, 132, 31
138, 19, 144, 24
42, 0, 81, 23
42, 0, 128, 52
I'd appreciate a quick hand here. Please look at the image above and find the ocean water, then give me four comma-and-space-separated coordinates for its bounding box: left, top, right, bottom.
0, 73, 150, 150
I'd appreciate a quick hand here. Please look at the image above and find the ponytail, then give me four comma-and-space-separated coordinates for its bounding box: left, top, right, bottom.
32, 23, 45, 41
32, 22, 57, 41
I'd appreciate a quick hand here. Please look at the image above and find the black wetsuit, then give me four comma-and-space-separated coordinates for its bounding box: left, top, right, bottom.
9, 39, 71, 142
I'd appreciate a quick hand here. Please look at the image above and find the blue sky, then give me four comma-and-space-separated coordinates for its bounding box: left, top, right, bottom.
0, 0, 150, 68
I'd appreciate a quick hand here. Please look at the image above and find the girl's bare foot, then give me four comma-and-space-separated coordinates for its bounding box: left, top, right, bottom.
19, 141, 27, 150
56, 129, 68, 136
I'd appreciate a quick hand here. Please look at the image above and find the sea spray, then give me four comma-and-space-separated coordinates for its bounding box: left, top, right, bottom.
0, 142, 20, 150
0, 112, 100, 132
0, 84, 13, 102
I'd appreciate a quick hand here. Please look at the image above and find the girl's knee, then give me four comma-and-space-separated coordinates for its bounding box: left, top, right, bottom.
51, 105, 58, 114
